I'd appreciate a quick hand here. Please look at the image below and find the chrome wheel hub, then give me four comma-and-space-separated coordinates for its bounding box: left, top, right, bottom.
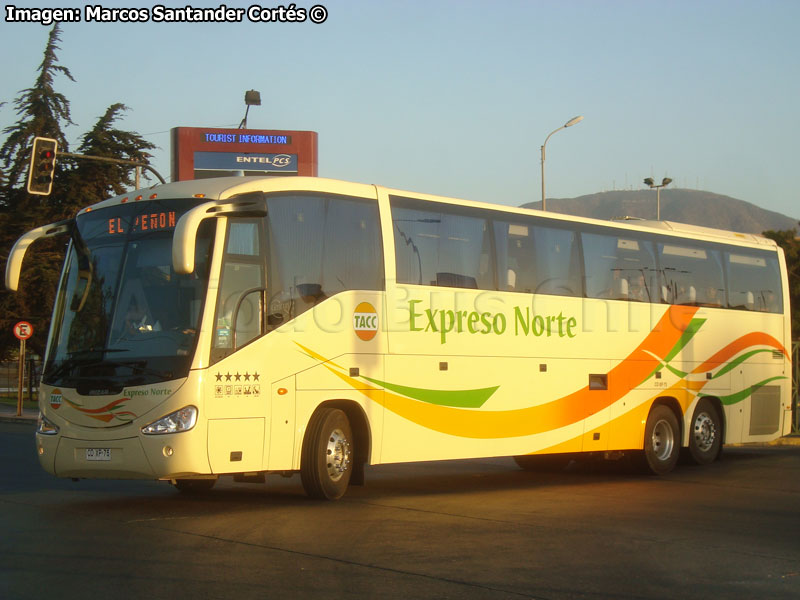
651, 418, 675, 461
326, 428, 351, 482
693, 412, 717, 452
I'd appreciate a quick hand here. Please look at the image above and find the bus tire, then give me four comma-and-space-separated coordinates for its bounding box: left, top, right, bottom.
687, 399, 722, 465
640, 405, 680, 475
301, 408, 353, 500
172, 478, 216, 493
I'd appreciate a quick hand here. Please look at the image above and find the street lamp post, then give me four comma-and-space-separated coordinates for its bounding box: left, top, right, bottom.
238, 89, 261, 129
643, 176, 673, 220
541, 115, 583, 211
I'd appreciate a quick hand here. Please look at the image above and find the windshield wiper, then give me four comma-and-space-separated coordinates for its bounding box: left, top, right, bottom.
46, 360, 77, 381
46, 349, 130, 381
67, 348, 129, 359
104, 359, 173, 380
46, 356, 172, 386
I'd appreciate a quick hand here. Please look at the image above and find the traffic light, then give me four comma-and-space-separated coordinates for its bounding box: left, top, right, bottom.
27, 136, 58, 195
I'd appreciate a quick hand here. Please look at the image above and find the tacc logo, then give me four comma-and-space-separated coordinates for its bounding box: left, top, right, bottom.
353, 302, 378, 341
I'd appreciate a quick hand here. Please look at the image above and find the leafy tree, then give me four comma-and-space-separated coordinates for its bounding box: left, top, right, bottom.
61, 103, 155, 215
0, 25, 155, 360
762, 228, 800, 339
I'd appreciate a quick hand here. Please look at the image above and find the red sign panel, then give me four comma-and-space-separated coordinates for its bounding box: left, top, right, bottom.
14, 321, 33, 340
171, 127, 318, 181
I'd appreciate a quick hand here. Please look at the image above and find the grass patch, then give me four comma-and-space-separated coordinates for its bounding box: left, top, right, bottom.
0, 395, 38, 411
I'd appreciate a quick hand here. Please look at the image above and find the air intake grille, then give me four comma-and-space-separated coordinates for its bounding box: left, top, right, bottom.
749, 386, 781, 436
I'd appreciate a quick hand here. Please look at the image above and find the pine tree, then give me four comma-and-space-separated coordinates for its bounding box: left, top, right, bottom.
0, 26, 158, 360
0, 24, 74, 202
0, 24, 74, 359
59, 103, 156, 217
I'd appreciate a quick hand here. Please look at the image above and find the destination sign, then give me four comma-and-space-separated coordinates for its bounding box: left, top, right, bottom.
107, 211, 177, 235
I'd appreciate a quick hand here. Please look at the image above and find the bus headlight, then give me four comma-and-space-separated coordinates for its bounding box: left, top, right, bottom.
36, 412, 59, 435
141, 406, 197, 435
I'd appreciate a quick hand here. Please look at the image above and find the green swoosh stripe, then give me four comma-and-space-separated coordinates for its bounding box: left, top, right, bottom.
644, 317, 705, 382
359, 375, 499, 409
704, 375, 787, 406
711, 349, 776, 379
664, 317, 706, 362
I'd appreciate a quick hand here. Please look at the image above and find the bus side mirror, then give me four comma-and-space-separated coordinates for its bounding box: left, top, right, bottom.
173, 196, 266, 274
5, 219, 72, 291
173, 201, 219, 275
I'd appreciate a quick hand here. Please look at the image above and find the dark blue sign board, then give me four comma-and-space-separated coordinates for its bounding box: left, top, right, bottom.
194, 151, 298, 173
202, 132, 292, 145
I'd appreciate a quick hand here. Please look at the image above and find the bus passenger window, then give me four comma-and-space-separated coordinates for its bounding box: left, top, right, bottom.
726, 251, 783, 313
266, 193, 383, 324
532, 226, 581, 297
213, 220, 265, 361
494, 222, 536, 293
582, 232, 657, 302
659, 243, 723, 307
391, 197, 494, 290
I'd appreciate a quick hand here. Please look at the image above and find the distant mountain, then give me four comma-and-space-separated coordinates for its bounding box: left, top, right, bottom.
520, 190, 798, 235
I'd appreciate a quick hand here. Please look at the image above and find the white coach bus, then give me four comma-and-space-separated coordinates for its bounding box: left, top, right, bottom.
5, 176, 792, 498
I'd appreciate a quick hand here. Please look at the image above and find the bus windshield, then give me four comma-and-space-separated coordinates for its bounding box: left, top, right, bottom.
43, 199, 215, 392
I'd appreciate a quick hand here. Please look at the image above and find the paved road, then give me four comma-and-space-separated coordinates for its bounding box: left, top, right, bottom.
1, 420, 798, 599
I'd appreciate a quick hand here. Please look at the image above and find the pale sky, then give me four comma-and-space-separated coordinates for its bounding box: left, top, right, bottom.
2, 0, 798, 219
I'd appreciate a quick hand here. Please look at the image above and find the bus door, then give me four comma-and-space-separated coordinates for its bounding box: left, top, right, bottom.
206, 217, 270, 473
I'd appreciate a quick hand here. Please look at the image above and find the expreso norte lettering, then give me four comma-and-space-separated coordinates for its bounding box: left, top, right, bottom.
408, 300, 578, 344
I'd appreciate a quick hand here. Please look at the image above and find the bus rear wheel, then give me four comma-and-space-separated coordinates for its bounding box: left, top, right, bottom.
301, 407, 353, 500
687, 399, 722, 465
640, 405, 680, 475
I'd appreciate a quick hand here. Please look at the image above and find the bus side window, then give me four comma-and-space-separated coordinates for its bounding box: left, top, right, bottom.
533, 225, 580, 297
267, 194, 384, 324
581, 232, 657, 303
659, 243, 724, 307
494, 221, 536, 293
391, 198, 494, 291
726, 251, 783, 313
212, 220, 265, 363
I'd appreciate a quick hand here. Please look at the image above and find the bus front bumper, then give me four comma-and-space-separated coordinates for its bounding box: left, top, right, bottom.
37, 429, 212, 480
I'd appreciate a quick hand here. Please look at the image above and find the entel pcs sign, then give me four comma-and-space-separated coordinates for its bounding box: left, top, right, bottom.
194, 152, 297, 173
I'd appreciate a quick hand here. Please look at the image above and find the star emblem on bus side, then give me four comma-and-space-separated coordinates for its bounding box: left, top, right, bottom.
214, 371, 259, 382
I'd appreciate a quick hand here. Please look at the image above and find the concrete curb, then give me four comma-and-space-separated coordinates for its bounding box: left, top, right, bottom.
0, 407, 38, 424
767, 435, 800, 447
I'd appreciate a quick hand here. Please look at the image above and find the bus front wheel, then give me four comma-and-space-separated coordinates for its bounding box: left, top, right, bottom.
640, 405, 680, 475
301, 407, 353, 500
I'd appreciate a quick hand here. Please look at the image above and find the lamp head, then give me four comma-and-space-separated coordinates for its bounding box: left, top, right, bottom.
244, 90, 261, 106
643, 177, 654, 187
565, 115, 584, 127
662, 177, 673, 186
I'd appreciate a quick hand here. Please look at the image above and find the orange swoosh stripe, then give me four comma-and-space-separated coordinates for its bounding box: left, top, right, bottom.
692, 332, 788, 373
63, 397, 129, 414
300, 305, 698, 439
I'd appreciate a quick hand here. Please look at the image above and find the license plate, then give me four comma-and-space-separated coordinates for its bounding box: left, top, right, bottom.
85, 448, 112, 461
